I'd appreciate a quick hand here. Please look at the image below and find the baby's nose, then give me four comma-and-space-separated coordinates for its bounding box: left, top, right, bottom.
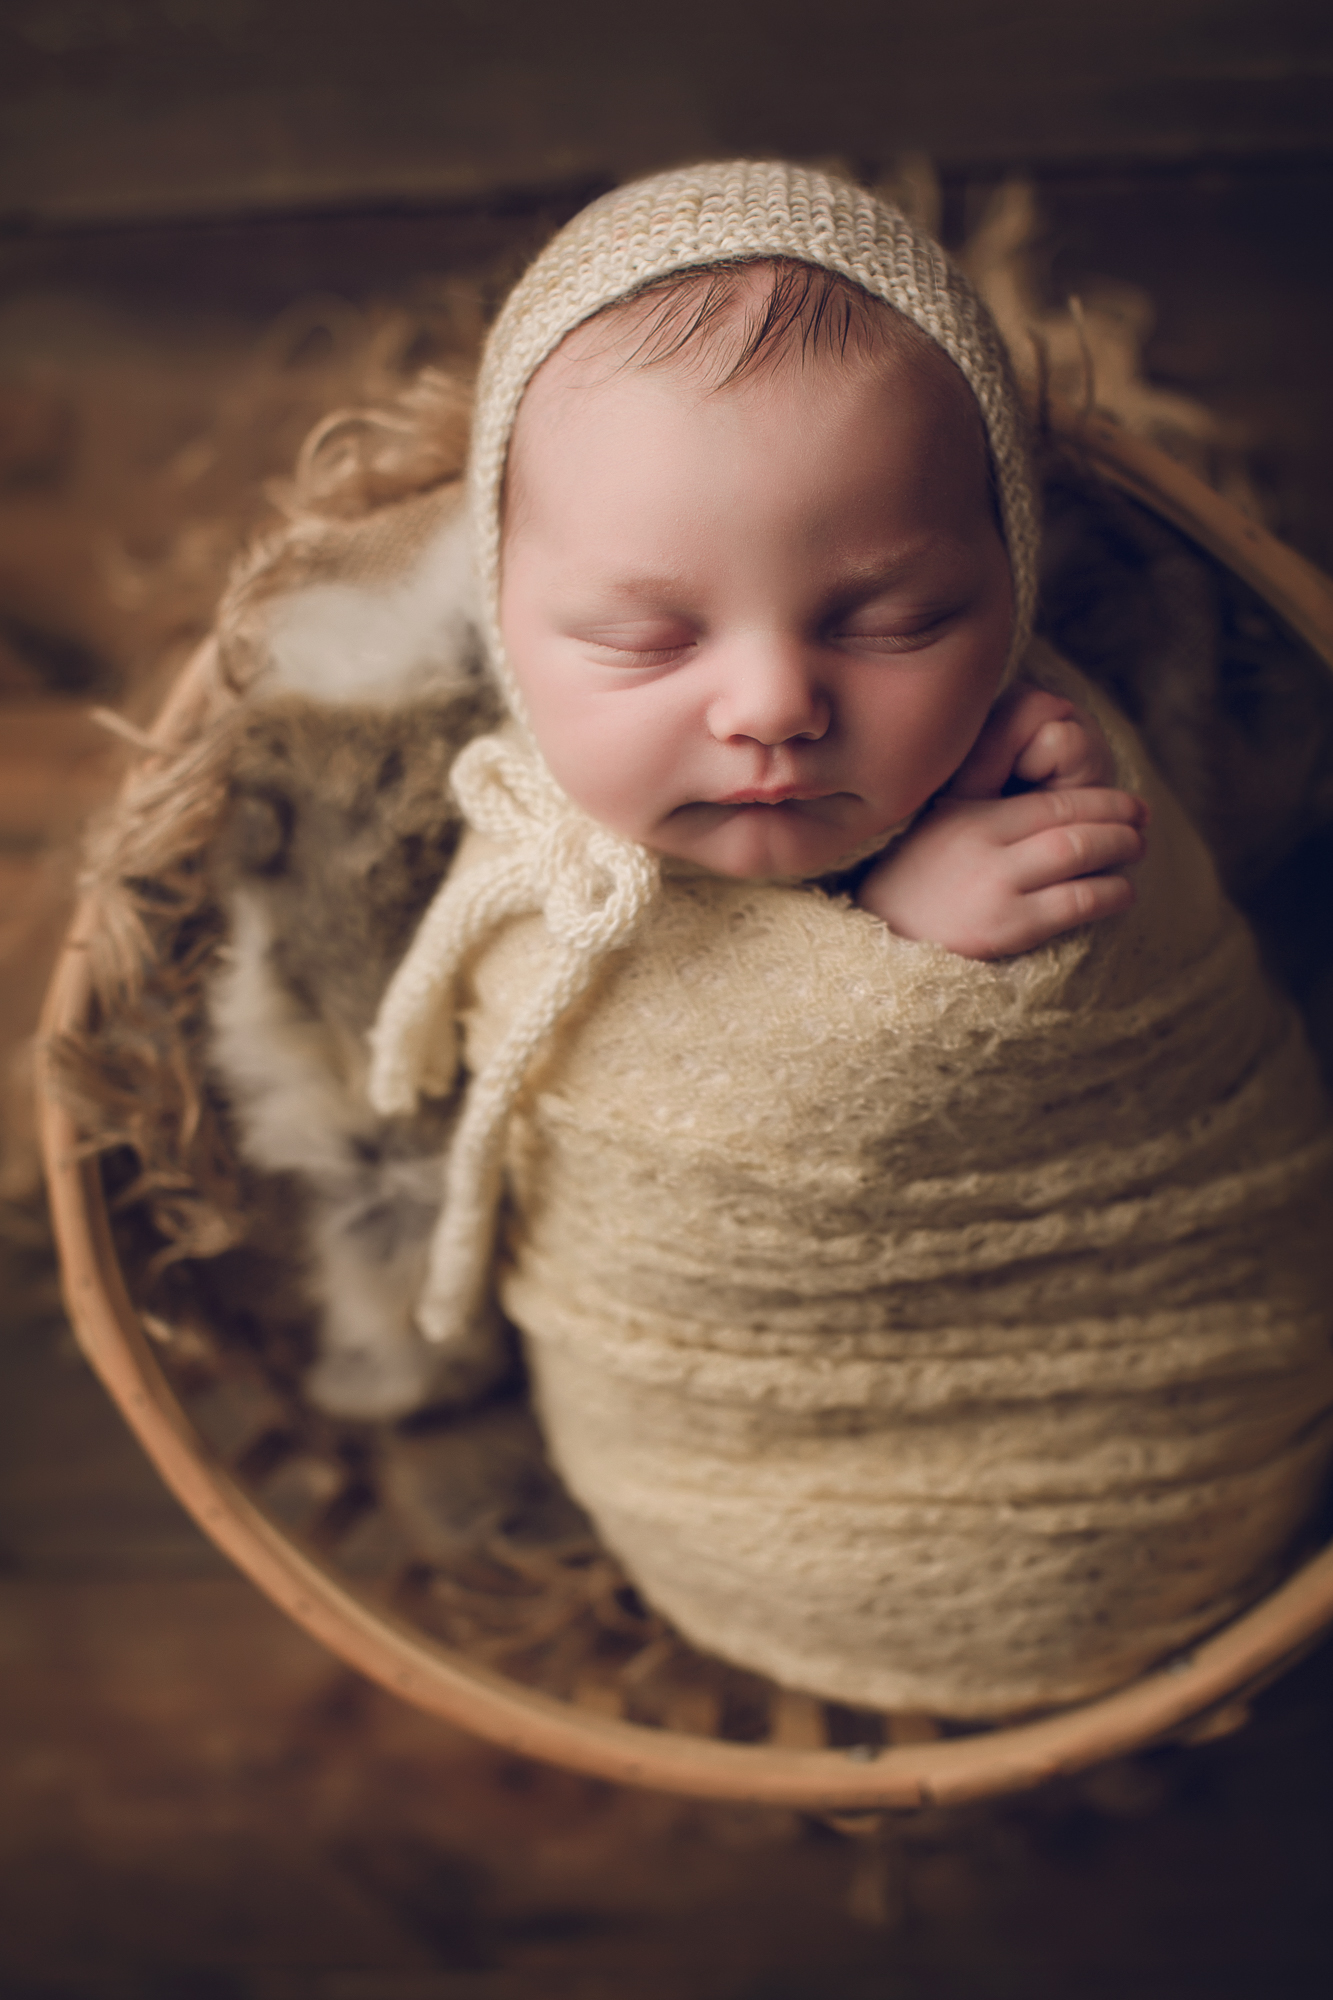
706, 642, 830, 746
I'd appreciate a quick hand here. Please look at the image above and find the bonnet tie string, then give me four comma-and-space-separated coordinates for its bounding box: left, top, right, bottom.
367, 730, 660, 1347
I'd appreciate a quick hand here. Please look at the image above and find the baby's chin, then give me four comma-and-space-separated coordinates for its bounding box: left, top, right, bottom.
649, 798, 889, 880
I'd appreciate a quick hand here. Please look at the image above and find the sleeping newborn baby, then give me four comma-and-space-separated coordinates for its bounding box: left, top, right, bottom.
223, 162, 1333, 1718
497, 244, 1145, 953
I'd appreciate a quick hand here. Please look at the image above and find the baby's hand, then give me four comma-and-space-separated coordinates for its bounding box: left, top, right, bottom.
856, 685, 1149, 959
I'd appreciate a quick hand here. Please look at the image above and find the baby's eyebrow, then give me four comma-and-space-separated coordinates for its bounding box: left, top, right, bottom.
822, 545, 942, 599
564, 572, 691, 608
581, 550, 940, 605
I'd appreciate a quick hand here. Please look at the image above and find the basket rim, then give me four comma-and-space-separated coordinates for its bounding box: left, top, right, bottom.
37, 402, 1333, 1810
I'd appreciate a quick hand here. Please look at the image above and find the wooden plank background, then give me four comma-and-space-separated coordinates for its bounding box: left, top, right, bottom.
4, 7, 1333, 1992
2, 1, 1331, 225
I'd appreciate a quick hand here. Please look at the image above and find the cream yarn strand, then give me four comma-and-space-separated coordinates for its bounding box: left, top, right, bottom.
415, 935, 619, 1343
367, 850, 534, 1112
367, 731, 660, 1347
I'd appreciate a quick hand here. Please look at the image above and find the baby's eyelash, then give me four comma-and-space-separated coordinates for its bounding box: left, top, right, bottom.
828, 621, 948, 654
583, 640, 695, 667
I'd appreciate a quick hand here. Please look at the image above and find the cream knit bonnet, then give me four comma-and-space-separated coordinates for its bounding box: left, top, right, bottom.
367, 159, 1042, 1355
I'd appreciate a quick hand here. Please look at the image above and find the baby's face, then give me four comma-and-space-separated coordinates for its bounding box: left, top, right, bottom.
500, 320, 1014, 878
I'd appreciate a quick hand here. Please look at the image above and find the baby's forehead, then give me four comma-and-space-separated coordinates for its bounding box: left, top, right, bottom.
507, 270, 991, 510
524, 274, 981, 449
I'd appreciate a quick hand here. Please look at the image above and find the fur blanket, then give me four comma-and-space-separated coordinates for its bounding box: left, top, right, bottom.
452, 644, 1333, 1715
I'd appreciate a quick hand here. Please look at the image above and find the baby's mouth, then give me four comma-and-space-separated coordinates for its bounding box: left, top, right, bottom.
715, 786, 833, 806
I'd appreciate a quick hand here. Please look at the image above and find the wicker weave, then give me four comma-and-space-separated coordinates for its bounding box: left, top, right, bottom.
38, 399, 1333, 1804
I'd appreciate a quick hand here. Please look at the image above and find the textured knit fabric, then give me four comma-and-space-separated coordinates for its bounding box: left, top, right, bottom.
454, 646, 1333, 1714
355, 162, 1333, 1713
368, 159, 1041, 1352
466, 159, 1041, 717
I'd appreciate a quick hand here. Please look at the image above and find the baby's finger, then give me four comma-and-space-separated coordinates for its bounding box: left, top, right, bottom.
947, 686, 1076, 800
1001, 872, 1137, 953
1012, 715, 1115, 791
972, 785, 1149, 847
1007, 816, 1147, 893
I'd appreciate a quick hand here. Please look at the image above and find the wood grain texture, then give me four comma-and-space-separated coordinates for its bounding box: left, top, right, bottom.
5, 130, 1333, 1991
1, 1, 1331, 226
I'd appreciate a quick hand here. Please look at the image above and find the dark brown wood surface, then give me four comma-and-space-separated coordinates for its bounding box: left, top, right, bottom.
2, 1, 1331, 226
4, 32, 1333, 1986
5, 1241, 1333, 1995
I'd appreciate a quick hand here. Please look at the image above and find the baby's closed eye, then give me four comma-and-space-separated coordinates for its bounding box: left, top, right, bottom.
573, 620, 698, 665
826, 616, 952, 655
824, 587, 974, 656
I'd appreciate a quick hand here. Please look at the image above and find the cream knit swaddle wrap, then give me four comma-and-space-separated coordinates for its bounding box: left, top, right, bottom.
366, 161, 1333, 1713
456, 652, 1333, 1714
369, 159, 1041, 1347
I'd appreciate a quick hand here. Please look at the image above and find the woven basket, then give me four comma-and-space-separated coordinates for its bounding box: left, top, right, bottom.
38, 402, 1333, 1813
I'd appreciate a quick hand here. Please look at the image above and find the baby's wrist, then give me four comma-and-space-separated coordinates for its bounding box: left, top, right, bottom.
853, 849, 965, 949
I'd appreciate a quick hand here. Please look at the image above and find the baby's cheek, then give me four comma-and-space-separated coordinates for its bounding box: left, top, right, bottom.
526, 696, 663, 838
894, 675, 1005, 808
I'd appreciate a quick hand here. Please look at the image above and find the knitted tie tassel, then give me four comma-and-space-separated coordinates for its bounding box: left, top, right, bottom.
368, 733, 660, 1346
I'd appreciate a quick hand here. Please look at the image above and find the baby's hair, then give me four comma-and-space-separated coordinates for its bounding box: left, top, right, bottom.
502, 257, 981, 533
593, 257, 941, 390
507, 256, 1000, 534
